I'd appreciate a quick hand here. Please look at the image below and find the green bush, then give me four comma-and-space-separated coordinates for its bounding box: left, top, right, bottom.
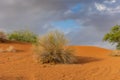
34, 31, 77, 64
103, 25, 120, 50
8, 30, 38, 43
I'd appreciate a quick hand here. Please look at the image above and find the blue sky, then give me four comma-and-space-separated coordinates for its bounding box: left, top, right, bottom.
51, 3, 83, 32
51, 19, 80, 33
0, 0, 120, 49
70, 3, 84, 13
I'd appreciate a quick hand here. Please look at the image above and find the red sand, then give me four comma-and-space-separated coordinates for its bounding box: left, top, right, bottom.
0, 43, 120, 80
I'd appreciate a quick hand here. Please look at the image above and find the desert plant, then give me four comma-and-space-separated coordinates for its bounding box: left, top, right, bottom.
110, 50, 120, 56
103, 25, 120, 50
33, 31, 77, 64
8, 30, 38, 44
0, 31, 7, 43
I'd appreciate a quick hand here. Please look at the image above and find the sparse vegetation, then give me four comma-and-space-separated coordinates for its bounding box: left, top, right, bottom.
103, 25, 120, 50
0, 46, 16, 53
8, 30, 38, 44
0, 31, 7, 43
34, 31, 77, 64
110, 50, 120, 56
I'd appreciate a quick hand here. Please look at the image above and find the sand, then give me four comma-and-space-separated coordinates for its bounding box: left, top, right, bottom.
0, 43, 120, 80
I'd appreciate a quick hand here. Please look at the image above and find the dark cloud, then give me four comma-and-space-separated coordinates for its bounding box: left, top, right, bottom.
0, 0, 83, 32
0, 0, 119, 49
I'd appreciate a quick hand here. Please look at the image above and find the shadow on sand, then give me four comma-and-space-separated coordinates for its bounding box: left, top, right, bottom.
1, 50, 25, 53
0, 76, 26, 80
76, 56, 102, 64
15, 50, 25, 53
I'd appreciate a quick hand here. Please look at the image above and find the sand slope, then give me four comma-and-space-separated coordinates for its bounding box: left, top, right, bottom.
0, 43, 120, 80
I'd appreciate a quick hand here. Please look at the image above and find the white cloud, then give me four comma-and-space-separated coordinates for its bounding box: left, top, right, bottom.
64, 9, 76, 17
95, 2, 120, 14
64, 10, 73, 15
95, 2, 106, 11
104, 0, 116, 4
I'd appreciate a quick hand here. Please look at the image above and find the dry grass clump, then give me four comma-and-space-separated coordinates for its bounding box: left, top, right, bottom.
0, 46, 16, 53
110, 50, 120, 56
33, 31, 77, 64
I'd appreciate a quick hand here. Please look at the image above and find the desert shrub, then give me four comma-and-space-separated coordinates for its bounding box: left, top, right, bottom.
8, 30, 38, 43
110, 50, 120, 56
33, 31, 77, 64
0, 31, 6, 38
0, 31, 7, 43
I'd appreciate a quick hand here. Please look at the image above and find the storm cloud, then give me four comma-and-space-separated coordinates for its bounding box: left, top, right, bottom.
0, 0, 119, 49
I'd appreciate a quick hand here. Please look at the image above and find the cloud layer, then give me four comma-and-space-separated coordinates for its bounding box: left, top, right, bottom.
0, 0, 119, 49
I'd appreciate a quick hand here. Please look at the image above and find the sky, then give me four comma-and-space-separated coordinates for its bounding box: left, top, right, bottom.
0, 0, 119, 49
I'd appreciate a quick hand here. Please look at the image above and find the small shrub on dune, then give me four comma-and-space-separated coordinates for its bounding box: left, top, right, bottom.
8, 30, 38, 44
34, 31, 77, 64
110, 50, 120, 56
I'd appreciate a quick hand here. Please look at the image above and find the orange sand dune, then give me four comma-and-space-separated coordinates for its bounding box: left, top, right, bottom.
0, 43, 120, 80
